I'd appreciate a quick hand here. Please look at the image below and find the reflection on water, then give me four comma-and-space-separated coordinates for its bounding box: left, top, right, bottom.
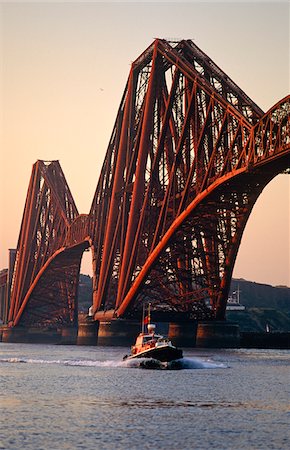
0, 344, 289, 449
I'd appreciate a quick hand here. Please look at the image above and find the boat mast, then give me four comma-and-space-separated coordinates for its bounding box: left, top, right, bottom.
148, 303, 151, 325
142, 303, 151, 333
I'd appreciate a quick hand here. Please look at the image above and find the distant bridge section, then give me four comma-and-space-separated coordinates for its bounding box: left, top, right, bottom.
6, 160, 83, 328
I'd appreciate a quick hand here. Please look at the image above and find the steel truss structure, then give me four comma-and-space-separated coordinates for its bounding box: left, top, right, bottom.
4, 39, 290, 328
7, 160, 87, 327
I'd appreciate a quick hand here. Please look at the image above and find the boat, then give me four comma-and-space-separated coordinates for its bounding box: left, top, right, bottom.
123, 305, 183, 362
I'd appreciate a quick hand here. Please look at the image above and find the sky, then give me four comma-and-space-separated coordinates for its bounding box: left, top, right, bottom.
0, 0, 289, 287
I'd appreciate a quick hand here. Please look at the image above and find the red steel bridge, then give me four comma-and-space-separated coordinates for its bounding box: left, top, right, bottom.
2, 39, 290, 330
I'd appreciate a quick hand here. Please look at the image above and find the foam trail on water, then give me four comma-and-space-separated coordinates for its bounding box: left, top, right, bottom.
0, 356, 227, 369
64, 359, 124, 367
0, 357, 123, 367
178, 357, 227, 369
0, 357, 27, 364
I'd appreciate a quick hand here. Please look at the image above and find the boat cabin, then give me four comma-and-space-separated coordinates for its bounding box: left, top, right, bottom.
123, 317, 183, 361
132, 328, 171, 355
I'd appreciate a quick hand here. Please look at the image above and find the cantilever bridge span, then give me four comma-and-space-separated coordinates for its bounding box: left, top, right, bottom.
4, 39, 290, 330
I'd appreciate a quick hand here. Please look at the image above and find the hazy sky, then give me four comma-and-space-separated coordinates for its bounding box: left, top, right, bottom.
0, 1, 289, 287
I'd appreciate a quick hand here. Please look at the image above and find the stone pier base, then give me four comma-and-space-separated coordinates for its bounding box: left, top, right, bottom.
196, 321, 240, 348
97, 319, 141, 346
1, 326, 27, 343
77, 319, 99, 346
1, 326, 61, 344
60, 327, 78, 345
168, 322, 197, 347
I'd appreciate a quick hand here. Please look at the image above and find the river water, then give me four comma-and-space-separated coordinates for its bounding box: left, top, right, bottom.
0, 343, 289, 449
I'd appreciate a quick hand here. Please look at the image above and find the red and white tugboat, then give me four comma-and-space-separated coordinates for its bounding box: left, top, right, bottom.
123, 305, 183, 363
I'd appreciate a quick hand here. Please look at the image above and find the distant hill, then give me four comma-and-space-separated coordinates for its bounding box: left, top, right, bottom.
228, 278, 290, 332
229, 278, 290, 311
227, 308, 290, 332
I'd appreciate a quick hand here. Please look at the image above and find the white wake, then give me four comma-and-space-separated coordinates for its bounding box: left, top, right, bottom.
0, 356, 227, 370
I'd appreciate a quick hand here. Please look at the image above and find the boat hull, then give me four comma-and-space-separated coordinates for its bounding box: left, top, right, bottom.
125, 344, 183, 362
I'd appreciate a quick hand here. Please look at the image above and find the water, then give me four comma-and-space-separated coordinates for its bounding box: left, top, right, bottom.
0, 344, 289, 449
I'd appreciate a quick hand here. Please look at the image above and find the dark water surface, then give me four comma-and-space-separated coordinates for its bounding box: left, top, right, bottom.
0, 343, 289, 449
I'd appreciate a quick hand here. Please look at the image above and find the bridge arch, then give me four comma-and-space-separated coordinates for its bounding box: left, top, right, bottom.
115, 167, 271, 317
12, 240, 91, 327
115, 148, 289, 319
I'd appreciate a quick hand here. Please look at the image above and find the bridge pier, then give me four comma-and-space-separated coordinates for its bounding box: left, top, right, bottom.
196, 321, 240, 348
1, 326, 61, 344
168, 322, 197, 347
77, 317, 99, 346
1, 326, 28, 343
60, 326, 78, 345
97, 319, 141, 346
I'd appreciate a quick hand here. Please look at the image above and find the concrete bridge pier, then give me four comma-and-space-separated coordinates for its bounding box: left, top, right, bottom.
1, 326, 60, 343
97, 319, 141, 346
60, 326, 78, 345
196, 321, 240, 348
1, 326, 28, 343
168, 322, 197, 347
77, 317, 99, 346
